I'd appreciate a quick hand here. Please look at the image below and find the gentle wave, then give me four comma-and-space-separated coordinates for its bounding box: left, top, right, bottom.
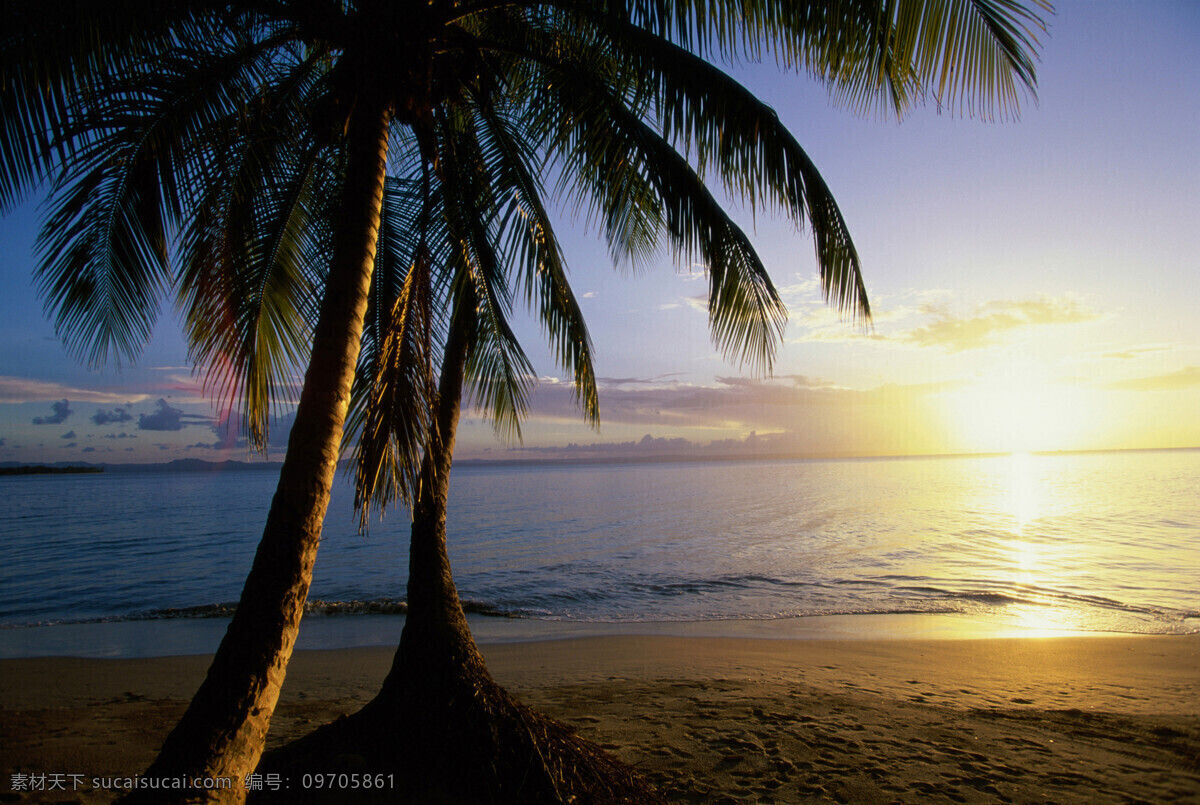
889, 581, 1200, 620
2, 451, 1197, 640
1, 596, 1195, 634
0, 598, 520, 629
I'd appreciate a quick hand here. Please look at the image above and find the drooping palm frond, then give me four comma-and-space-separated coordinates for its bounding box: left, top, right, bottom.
347, 88, 608, 512
473, 9, 669, 275
0, 0, 210, 211
438, 107, 538, 443
347, 165, 454, 520
31, 17, 295, 371
174, 46, 333, 450
608, 30, 870, 320
475, 98, 600, 425
177, 143, 333, 450
350, 253, 437, 522
867, 0, 1050, 119
609, 0, 1049, 119
525, 44, 787, 373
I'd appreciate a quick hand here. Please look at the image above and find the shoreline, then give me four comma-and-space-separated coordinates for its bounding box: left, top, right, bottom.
2, 611, 1191, 662
2, 633, 1197, 802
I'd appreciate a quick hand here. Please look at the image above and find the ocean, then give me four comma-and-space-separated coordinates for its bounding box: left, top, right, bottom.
1, 450, 1197, 657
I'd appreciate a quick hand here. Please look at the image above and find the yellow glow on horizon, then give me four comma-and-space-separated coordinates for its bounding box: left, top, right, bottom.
940, 379, 1103, 454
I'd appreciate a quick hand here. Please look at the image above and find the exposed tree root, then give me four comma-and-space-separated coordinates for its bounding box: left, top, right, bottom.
254, 668, 661, 804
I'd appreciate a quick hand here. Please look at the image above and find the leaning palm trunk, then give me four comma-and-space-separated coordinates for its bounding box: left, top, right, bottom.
381, 316, 484, 695
126, 102, 393, 803
257, 316, 659, 804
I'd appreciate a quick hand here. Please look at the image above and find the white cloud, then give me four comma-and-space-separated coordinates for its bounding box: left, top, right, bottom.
0, 376, 145, 404
903, 296, 1101, 352
788, 292, 1104, 352
1104, 366, 1200, 391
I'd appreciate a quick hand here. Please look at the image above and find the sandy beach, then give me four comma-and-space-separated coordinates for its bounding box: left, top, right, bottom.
2, 633, 1197, 803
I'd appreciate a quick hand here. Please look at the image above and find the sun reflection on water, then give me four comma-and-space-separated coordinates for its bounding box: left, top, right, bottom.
991, 453, 1085, 633
1004, 452, 1044, 537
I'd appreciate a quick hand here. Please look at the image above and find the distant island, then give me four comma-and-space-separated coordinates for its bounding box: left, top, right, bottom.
0, 465, 104, 476
0, 446, 1196, 477
0, 459, 281, 475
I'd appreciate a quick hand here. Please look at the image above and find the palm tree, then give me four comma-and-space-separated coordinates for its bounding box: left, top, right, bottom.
2, 0, 1049, 800
270, 3, 1052, 800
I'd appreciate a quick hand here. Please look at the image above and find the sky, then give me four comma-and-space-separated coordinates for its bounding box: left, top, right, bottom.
1, 1, 1197, 466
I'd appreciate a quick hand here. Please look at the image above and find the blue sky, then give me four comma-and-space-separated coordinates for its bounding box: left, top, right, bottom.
1, 1, 1198, 465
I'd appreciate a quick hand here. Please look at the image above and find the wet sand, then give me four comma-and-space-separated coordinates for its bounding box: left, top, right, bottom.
2, 634, 1198, 803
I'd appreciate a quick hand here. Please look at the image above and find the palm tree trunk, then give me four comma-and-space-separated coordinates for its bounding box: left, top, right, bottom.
379, 305, 487, 697
129, 100, 392, 803
253, 310, 658, 803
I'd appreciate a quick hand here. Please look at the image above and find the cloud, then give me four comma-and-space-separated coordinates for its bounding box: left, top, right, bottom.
0, 438, 6, 447
137, 399, 210, 431
1104, 366, 1200, 391
509, 374, 959, 437
60, 430, 76, 439
595, 374, 687, 388
138, 400, 186, 431
82, 446, 96, 453
0, 377, 141, 404
775, 374, 838, 389
32, 399, 72, 425
904, 297, 1100, 352
207, 409, 297, 451
657, 295, 709, 314
499, 417, 942, 462
1101, 346, 1172, 360
712, 374, 837, 390
789, 293, 1103, 352
92, 407, 133, 425
776, 277, 822, 303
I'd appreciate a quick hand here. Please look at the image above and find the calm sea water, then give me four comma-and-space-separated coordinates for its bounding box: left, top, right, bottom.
1, 450, 1197, 651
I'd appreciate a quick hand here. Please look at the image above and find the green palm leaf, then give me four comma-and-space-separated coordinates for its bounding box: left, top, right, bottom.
175, 51, 332, 449
531, 54, 787, 372
475, 99, 601, 424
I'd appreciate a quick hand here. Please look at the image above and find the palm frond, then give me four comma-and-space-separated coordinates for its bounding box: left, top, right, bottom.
0, 0, 207, 211
175, 52, 330, 450
346, 162, 454, 519
439, 108, 536, 441
475, 99, 600, 424
349, 254, 437, 523
32, 15, 298, 370
609, 0, 1048, 119
531, 54, 787, 373
600, 25, 870, 321
880, 0, 1050, 119
34, 148, 170, 368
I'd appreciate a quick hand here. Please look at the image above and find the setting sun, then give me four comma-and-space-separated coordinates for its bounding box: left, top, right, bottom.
941, 381, 1102, 454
